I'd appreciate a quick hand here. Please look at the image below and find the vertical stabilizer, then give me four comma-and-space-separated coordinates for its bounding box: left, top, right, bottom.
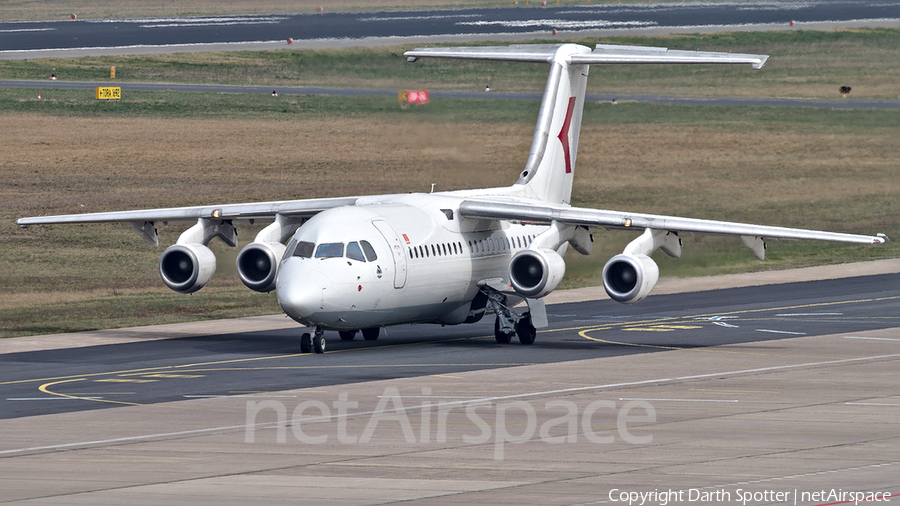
403, 43, 768, 204
514, 44, 590, 204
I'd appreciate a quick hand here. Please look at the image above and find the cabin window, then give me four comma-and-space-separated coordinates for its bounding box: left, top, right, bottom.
360, 240, 377, 261
452, 243, 458, 255
347, 242, 366, 262
442, 244, 448, 256
315, 242, 344, 258
293, 241, 315, 258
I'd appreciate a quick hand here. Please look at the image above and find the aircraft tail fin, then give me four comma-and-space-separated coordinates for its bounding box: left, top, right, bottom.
404, 44, 767, 204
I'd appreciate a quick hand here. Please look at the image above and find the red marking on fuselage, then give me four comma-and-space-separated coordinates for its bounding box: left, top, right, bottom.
557, 96, 577, 174
402, 233, 410, 244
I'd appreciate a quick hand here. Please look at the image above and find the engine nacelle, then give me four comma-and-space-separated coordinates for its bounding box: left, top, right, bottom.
236, 241, 286, 293
602, 253, 659, 304
159, 243, 216, 294
509, 248, 566, 299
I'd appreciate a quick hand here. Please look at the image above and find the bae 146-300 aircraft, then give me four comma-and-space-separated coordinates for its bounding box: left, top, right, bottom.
17, 43, 887, 353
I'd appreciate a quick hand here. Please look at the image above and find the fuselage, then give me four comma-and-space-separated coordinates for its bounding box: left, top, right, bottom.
275, 191, 548, 330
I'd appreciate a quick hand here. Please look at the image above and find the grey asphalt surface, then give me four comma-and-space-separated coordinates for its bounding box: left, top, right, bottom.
3, 272, 898, 420
2, 0, 899, 56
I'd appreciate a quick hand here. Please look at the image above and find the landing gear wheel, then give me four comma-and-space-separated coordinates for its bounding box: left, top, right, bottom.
313, 332, 326, 354
300, 332, 312, 353
494, 317, 513, 344
339, 330, 357, 341
516, 313, 536, 345
362, 327, 380, 341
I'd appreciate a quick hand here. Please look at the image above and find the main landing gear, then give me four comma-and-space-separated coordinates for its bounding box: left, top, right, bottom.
303, 327, 381, 353
486, 289, 536, 345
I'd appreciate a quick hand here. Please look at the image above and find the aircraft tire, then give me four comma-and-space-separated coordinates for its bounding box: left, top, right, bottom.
494, 317, 513, 344
362, 327, 380, 341
300, 332, 312, 353
314, 333, 326, 354
339, 330, 357, 341
516, 314, 536, 345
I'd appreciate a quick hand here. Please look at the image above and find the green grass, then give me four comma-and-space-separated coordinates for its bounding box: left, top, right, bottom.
3, 28, 899, 98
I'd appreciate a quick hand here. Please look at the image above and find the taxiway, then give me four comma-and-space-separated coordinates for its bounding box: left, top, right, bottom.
1, 262, 898, 505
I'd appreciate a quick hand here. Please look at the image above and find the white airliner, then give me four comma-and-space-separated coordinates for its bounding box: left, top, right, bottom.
17, 43, 887, 353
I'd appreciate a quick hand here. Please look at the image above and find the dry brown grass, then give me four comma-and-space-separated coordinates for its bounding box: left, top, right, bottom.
2, 114, 516, 217
3, 104, 898, 336
6, 109, 897, 243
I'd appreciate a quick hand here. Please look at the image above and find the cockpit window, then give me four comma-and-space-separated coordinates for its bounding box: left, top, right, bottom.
293, 241, 315, 258
283, 238, 298, 260
346, 242, 366, 262
315, 242, 344, 258
360, 240, 377, 261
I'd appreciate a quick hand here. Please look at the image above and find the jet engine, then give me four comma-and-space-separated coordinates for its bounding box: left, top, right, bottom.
602, 253, 659, 304
509, 248, 566, 298
236, 241, 286, 293
159, 243, 216, 294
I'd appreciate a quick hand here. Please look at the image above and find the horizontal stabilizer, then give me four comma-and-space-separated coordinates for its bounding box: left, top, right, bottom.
405, 43, 768, 69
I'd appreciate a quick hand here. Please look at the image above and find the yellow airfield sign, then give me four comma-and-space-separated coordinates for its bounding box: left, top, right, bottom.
95, 87, 121, 100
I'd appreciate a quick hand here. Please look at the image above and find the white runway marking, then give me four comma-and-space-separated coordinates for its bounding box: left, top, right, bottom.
619, 398, 738, 403
0, 28, 55, 33
776, 312, 843, 316
756, 329, 806, 335
183, 394, 298, 398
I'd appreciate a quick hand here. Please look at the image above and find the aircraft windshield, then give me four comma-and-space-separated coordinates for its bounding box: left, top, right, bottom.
284, 239, 375, 261
292, 241, 315, 258
315, 243, 344, 258
360, 240, 377, 261
346, 242, 366, 262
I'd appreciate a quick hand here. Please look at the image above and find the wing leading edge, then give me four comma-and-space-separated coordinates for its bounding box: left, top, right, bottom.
458, 199, 887, 248
16, 196, 360, 227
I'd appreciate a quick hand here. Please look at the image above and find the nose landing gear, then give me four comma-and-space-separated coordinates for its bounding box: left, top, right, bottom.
301, 327, 327, 354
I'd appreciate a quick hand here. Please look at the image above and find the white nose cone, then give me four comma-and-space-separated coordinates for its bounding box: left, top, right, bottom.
277, 260, 330, 324
278, 280, 324, 324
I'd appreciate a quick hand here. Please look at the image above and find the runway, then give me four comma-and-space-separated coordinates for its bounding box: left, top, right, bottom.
1, 265, 899, 504
2, 0, 900, 59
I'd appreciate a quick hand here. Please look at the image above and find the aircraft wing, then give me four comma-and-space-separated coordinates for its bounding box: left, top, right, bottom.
458, 199, 887, 246
15, 196, 360, 227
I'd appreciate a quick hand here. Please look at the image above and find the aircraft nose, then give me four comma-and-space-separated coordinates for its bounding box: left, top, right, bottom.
277, 258, 334, 324
277, 280, 324, 323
